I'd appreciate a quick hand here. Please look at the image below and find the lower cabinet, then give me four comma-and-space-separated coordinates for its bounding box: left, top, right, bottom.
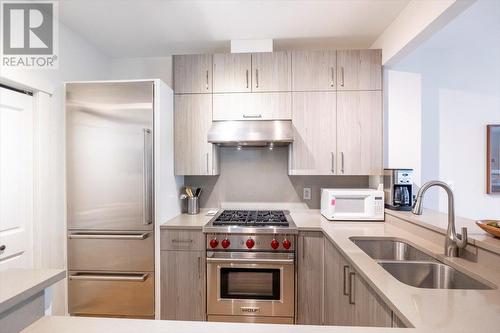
298, 233, 395, 327
324, 238, 353, 325
324, 238, 392, 327
351, 270, 392, 327
160, 229, 206, 321
296, 231, 324, 325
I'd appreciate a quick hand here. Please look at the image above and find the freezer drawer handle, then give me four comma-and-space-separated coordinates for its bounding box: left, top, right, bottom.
68, 232, 150, 240
69, 272, 148, 282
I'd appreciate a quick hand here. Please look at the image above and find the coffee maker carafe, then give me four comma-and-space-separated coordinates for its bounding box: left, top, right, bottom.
384, 169, 414, 211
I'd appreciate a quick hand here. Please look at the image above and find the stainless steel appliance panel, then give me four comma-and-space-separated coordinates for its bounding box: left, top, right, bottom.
68, 271, 154, 318
66, 82, 154, 231
206, 252, 295, 318
67, 231, 154, 271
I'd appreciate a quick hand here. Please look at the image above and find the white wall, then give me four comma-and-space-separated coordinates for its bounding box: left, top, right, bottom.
1, 23, 111, 314
385, 69, 422, 185
110, 57, 173, 87
386, 0, 500, 219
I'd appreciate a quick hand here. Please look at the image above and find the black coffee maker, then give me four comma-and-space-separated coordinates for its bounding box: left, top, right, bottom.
384, 169, 414, 211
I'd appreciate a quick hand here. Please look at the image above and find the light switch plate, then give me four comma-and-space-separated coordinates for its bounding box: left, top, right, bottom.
303, 187, 311, 201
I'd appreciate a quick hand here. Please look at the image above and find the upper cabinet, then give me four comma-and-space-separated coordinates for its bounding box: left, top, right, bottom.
213, 53, 252, 93
336, 91, 382, 175
213, 92, 291, 121
173, 49, 383, 176
252, 51, 291, 92
174, 94, 219, 176
292, 50, 336, 91
289, 92, 336, 175
173, 54, 213, 94
337, 50, 382, 91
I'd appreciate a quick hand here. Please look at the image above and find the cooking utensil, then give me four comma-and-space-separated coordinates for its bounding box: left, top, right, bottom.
195, 187, 202, 197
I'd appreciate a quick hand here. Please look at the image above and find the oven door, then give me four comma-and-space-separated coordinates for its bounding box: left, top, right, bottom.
206, 252, 295, 319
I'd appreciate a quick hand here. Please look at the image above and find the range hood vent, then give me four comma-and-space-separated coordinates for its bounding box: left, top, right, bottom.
207, 120, 293, 147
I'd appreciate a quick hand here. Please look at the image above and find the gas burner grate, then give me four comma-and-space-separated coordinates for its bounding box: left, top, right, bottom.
212, 210, 289, 226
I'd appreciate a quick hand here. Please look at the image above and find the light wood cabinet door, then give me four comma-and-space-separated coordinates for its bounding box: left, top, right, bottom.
252, 51, 291, 92
324, 238, 392, 327
213, 53, 251, 93
173, 54, 212, 94
324, 239, 355, 326
337, 91, 382, 175
297, 232, 324, 325
213, 92, 291, 120
351, 269, 392, 327
174, 94, 218, 175
292, 50, 336, 91
160, 250, 205, 321
290, 92, 336, 175
337, 50, 382, 91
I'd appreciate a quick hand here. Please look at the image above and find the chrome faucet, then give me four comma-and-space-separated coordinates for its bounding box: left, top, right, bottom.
412, 180, 468, 257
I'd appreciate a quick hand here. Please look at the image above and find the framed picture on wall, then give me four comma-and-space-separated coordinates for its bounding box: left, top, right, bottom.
487, 125, 500, 194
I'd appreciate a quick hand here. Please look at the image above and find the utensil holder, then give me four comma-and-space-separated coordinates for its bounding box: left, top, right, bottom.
187, 197, 200, 215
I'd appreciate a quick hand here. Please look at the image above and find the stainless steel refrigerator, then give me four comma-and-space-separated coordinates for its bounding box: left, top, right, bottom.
66, 81, 156, 318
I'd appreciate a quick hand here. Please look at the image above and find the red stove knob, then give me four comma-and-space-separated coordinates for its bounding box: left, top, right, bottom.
209, 238, 219, 248
271, 239, 280, 250
221, 238, 230, 249
246, 238, 255, 249
282, 239, 291, 249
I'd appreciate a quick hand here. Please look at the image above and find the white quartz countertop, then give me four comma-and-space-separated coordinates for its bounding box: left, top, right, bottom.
386, 209, 500, 255
159, 208, 325, 230
0, 268, 65, 314
23, 316, 408, 333
34, 209, 500, 333
160, 208, 217, 229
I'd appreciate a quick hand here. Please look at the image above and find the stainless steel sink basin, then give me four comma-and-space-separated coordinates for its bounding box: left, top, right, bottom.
378, 261, 493, 290
350, 237, 436, 261
350, 237, 494, 290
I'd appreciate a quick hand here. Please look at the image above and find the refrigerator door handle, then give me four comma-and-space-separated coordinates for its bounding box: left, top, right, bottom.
143, 128, 153, 225
68, 232, 150, 240
69, 272, 148, 282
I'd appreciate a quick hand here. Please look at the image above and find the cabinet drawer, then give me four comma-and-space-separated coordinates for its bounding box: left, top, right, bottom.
161, 229, 205, 251
68, 231, 154, 271
213, 93, 291, 121
68, 271, 154, 318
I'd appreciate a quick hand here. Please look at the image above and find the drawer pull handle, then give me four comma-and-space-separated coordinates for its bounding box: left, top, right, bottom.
171, 239, 193, 243
69, 273, 148, 282
242, 114, 262, 118
349, 271, 356, 304
68, 232, 149, 240
343, 265, 350, 295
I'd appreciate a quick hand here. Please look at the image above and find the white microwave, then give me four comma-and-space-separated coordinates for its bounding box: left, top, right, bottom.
321, 188, 384, 221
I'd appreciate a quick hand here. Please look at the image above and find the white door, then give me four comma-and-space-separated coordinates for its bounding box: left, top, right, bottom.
0, 87, 34, 270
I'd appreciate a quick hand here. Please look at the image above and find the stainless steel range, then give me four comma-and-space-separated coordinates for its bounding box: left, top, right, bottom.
203, 210, 298, 324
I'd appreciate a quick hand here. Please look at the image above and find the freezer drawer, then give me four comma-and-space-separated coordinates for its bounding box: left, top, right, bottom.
68, 231, 154, 271
68, 271, 154, 318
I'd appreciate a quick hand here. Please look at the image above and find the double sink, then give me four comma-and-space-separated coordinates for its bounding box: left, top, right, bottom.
350, 238, 493, 290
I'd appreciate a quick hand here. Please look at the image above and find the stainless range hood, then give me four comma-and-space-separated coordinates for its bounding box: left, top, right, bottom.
207, 120, 293, 147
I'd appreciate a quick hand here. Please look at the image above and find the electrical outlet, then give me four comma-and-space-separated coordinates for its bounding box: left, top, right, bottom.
303, 187, 311, 201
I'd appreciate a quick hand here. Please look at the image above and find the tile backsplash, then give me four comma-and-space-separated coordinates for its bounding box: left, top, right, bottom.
185, 147, 370, 209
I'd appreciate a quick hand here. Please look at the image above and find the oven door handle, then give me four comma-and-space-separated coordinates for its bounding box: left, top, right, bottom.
206, 257, 295, 264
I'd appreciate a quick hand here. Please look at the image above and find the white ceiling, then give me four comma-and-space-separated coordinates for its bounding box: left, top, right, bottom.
59, 0, 410, 58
